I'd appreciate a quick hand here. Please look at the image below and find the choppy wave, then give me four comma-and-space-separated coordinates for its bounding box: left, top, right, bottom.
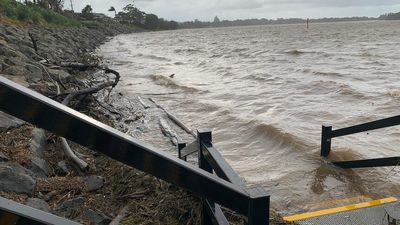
231, 48, 249, 53
137, 54, 170, 61
243, 74, 278, 82
150, 75, 199, 92
174, 48, 204, 54
336, 85, 366, 99
250, 121, 310, 151
312, 71, 346, 77
303, 80, 366, 99
285, 49, 316, 55
285, 49, 330, 57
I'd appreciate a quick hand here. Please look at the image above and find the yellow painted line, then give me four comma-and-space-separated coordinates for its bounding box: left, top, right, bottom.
302, 196, 373, 210
283, 197, 397, 222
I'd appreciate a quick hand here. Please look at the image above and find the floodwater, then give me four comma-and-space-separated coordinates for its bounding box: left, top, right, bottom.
99, 21, 400, 215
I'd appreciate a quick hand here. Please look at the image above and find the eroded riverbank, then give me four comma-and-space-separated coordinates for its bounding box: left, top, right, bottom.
0, 21, 289, 224
0, 22, 206, 225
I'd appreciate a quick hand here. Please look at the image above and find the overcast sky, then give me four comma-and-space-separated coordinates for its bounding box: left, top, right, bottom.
66, 0, 400, 22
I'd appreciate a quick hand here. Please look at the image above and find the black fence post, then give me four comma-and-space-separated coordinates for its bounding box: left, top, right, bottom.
198, 129, 213, 173
321, 125, 332, 157
177, 142, 187, 161
246, 187, 270, 225
198, 129, 214, 225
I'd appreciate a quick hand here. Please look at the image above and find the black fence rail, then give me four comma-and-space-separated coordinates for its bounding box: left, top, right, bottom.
196, 130, 269, 225
0, 77, 269, 225
0, 197, 80, 225
321, 115, 400, 169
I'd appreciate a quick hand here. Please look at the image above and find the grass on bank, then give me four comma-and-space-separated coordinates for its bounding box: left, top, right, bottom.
0, 0, 81, 27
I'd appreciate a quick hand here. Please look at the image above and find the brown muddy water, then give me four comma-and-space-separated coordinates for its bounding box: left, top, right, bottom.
99, 21, 400, 216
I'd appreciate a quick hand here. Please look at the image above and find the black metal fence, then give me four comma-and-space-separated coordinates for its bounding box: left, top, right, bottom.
0, 197, 80, 225
0, 77, 269, 225
321, 115, 400, 168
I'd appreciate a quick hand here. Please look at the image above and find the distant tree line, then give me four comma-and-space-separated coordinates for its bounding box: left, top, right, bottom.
179, 16, 376, 29
379, 12, 400, 20
77, 2, 178, 30
113, 3, 178, 30
21, 0, 178, 31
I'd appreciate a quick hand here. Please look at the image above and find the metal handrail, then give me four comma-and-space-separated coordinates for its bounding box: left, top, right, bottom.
320, 115, 400, 169
197, 130, 269, 225
331, 115, 400, 138
0, 197, 80, 225
200, 141, 246, 189
0, 77, 269, 225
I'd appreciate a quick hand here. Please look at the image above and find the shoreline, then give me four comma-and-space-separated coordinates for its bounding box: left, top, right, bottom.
0, 21, 287, 224
0, 22, 206, 225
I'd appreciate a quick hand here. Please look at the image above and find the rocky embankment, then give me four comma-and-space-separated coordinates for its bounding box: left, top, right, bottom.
0, 22, 205, 225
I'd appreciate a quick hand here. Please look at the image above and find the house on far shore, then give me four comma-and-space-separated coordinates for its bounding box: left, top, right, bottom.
74, 13, 114, 22
92, 13, 112, 21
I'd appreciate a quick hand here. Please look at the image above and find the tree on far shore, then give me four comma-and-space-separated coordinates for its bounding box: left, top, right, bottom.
144, 14, 159, 30
113, 2, 178, 30
379, 12, 400, 20
116, 4, 144, 25
108, 6, 116, 17
81, 4, 93, 19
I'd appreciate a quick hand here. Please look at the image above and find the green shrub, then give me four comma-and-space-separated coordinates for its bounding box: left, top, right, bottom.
0, 0, 17, 19
0, 0, 81, 27
31, 11, 42, 24
16, 6, 32, 21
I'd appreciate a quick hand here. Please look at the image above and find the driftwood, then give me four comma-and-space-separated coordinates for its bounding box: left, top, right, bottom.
58, 64, 120, 170
137, 96, 150, 109
60, 62, 97, 71
116, 191, 148, 200
28, 31, 38, 53
34, 64, 88, 170
60, 138, 88, 170
149, 98, 196, 138
159, 118, 180, 146
39, 61, 120, 170
60, 62, 120, 87
48, 71, 87, 170
109, 205, 130, 225
62, 81, 116, 105
93, 98, 123, 117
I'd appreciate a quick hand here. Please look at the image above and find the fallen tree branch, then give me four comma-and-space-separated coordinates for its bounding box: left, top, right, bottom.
28, 31, 38, 53
116, 191, 148, 200
60, 62, 98, 71
93, 98, 123, 117
138, 96, 150, 109
159, 118, 180, 146
60, 63, 120, 88
57, 65, 120, 170
50, 78, 88, 170
33, 64, 88, 170
60, 138, 88, 170
109, 205, 130, 225
150, 98, 196, 138
62, 81, 115, 105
